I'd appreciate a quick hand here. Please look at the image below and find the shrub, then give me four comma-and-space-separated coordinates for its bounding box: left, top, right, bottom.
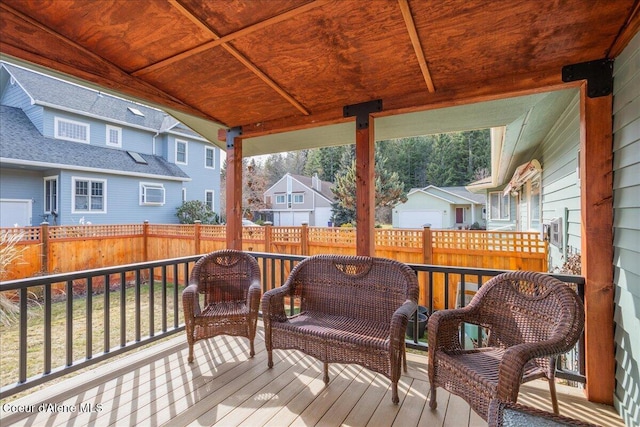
0, 231, 26, 326
176, 200, 220, 224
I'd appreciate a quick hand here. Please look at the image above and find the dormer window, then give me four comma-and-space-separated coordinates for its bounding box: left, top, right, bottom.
106, 125, 122, 147
55, 117, 89, 143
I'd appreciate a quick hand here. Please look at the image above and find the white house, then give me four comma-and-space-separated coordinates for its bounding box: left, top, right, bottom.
392, 185, 486, 229
262, 173, 335, 226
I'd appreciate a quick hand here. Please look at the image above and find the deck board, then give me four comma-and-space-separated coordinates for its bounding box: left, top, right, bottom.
0, 325, 625, 427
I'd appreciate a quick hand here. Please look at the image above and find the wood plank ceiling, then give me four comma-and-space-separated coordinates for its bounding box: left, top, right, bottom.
0, 0, 638, 152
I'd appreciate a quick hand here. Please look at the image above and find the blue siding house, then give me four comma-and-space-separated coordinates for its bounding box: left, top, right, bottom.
0, 62, 221, 226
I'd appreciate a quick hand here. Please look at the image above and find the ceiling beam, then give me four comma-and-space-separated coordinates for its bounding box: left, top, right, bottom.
133, 0, 330, 77
0, 2, 220, 123
143, 0, 312, 117
398, 0, 435, 93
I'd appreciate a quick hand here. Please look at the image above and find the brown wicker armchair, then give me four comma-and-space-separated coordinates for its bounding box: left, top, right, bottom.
183, 250, 261, 363
428, 271, 585, 420
262, 254, 419, 404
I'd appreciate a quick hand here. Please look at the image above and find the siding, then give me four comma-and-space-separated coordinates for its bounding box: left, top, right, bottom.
539, 91, 581, 271
0, 168, 45, 226
57, 170, 183, 225
612, 30, 640, 427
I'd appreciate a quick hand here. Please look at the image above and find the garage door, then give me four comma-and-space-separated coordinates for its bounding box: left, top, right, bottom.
398, 210, 442, 229
0, 199, 32, 227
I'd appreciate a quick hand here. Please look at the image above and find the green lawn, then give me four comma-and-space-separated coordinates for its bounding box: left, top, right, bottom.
0, 281, 183, 394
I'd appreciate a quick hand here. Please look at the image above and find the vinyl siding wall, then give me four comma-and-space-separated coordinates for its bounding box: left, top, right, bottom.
168, 135, 221, 215
57, 170, 183, 225
0, 168, 43, 226
539, 91, 581, 271
612, 30, 640, 427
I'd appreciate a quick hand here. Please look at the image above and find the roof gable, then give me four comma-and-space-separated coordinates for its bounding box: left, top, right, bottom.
1, 62, 170, 131
265, 172, 335, 202
0, 105, 189, 180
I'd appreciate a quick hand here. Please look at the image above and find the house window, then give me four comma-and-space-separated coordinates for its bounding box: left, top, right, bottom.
205, 146, 215, 169
106, 125, 122, 147
205, 190, 214, 211
72, 177, 106, 213
293, 194, 304, 204
176, 140, 187, 164
182, 188, 187, 202
55, 117, 89, 143
44, 176, 58, 214
276, 195, 286, 204
489, 191, 510, 220
140, 182, 165, 206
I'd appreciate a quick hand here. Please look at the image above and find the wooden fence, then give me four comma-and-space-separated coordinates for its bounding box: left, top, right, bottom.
2, 222, 547, 308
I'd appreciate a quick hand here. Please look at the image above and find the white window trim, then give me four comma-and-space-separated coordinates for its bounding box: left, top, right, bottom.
139, 182, 166, 206
489, 191, 510, 221
205, 190, 215, 211
204, 146, 216, 169
71, 177, 107, 214
275, 194, 286, 204
43, 175, 58, 214
293, 193, 304, 204
175, 139, 188, 165
106, 125, 122, 147
54, 117, 89, 143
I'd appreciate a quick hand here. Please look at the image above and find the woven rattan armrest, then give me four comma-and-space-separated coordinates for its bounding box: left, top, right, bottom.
182, 283, 201, 317
247, 281, 262, 313
261, 284, 290, 323
391, 300, 418, 342
427, 306, 477, 353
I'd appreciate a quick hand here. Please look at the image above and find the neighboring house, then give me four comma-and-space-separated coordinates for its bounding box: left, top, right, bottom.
262, 173, 334, 226
0, 62, 220, 227
392, 185, 486, 229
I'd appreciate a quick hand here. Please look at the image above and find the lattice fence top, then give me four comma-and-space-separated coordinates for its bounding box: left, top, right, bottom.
48, 224, 143, 239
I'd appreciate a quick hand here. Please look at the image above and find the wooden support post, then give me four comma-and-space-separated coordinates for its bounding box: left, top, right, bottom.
40, 222, 49, 274
194, 220, 201, 255
422, 225, 433, 265
301, 223, 309, 255
345, 99, 382, 257
264, 223, 272, 253
580, 85, 614, 404
226, 127, 243, 250
142, 220, 149, 262
355, 125, 375, 256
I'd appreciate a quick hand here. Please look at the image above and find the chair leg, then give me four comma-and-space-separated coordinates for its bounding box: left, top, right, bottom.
267, 350, 273, 368
429, 385, 437, 409
323, 362, 330, 384
402, 345, 408, 373
249, 339, 255, 358
392, 381, 399, 404
549, 378, 559, 414
188, 343, 194, 364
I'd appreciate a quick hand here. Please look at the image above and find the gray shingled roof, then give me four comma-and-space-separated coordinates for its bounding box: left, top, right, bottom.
2, 62, 174, 131
0, 105, 189, 180
290, 173, 335, 201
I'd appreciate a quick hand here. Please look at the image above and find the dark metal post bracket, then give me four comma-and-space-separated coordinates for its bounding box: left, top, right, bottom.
343, 99, 383, 129
562, 59, 613, 98
226, 126, 243, 149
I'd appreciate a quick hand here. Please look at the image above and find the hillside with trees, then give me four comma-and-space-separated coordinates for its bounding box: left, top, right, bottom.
220, 129, 490, 225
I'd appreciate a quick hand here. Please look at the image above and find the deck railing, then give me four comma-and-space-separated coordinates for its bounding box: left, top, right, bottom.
0, 252, 584, 400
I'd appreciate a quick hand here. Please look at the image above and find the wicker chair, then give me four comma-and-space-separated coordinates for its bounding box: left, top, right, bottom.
183, 250, 261, 363
262, 254, 419, 404
428, 271, 584, 420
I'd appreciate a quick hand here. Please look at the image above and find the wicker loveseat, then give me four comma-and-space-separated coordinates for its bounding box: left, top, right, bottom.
261, 254, 419, 404
428, 271, 585, 420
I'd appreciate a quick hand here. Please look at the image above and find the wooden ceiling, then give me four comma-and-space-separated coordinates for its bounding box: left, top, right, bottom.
1, 0, 638, 152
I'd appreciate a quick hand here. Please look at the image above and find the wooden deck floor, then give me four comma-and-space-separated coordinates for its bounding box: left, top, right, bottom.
1, 325, 624, 427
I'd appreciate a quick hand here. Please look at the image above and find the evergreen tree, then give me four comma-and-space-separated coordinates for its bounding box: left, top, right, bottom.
331, 150, 406, 226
